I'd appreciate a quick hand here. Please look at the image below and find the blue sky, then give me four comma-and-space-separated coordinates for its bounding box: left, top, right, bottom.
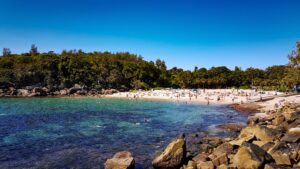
0, 0, 300, 70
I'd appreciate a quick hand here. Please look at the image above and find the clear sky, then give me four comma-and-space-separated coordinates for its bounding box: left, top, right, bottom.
0, 0, 300, 70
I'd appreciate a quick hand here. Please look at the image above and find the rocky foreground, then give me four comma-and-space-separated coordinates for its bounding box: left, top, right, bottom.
104, 101, 300, 169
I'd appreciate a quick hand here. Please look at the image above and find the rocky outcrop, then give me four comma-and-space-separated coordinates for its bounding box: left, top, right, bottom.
152, 137, 186, 169
104, 151, 135, 169
0, 83, 121, 97
98, 100, 300, 169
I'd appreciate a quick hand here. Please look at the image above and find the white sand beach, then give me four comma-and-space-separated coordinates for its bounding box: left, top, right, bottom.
106, 89, 285, 105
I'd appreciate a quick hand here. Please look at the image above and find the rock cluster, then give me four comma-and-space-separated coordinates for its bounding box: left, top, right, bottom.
180, 102, 300, 169
104, 102, 300, 169
0, 84, 118, 97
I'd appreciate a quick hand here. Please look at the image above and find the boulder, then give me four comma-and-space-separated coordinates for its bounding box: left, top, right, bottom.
281, 127, 300, 143
185, 160, 197, 169
216, 164, 228, 169
25, 86, 35, 90
281, 103, 298, 120
230, 126, 255, 146
234, 125, 281, 143
285, 119, 300, 131
233, 142, 271, 169
199, 144, 213, 154
264, 163, 290, 169
268, 142, 291, 166
206, 137, 223, 148
103, 89, 119, 95
152, 137, 186, 169
247, 116, 259, 126
59, 89, 68, 95
9, 87, 17, 95
272, 115, 285, 126
32, 87, 47, 96
210, 153, 228, 167
192, 153, 208, 163
76, 90, 87, 95
252, 141, 274, 152
212, 142, 234, 157
17, 89, 30, 96
88, 89, 99, 96
104, 151, 134, 169
196, 161, 214, 169
68, 84, 83, 94
0, 89, 4, 97
253, 125, 281, 142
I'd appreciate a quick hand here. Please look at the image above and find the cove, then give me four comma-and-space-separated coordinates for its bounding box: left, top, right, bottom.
0, 97, 246, 169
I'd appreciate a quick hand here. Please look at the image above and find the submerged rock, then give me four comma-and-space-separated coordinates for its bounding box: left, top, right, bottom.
216, 123, 244, 132
152, 137, 186, 169
105, 151, 135, 169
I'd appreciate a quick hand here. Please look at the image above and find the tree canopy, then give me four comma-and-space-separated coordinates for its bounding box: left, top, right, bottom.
0, 42, 299, 92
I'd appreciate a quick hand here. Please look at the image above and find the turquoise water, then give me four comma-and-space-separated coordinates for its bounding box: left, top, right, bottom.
0, 97, 246, 169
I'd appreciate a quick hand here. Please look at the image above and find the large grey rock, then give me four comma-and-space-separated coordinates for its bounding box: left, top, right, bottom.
104, 151, 134, 169
152, 137, 186, 169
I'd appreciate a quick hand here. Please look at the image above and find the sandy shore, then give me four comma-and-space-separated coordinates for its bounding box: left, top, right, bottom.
106, 89, 284, 105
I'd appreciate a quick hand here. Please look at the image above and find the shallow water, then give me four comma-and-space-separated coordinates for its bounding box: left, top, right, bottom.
0, 97, 246, 169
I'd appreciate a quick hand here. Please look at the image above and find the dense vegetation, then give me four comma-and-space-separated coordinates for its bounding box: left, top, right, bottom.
0, 42, 300, 91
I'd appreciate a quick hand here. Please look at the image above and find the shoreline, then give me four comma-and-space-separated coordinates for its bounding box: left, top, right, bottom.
105, 89, 285, 105
104, 94, 300, 169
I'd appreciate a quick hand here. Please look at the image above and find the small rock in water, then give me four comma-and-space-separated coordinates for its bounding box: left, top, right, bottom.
105, 151, 135, 169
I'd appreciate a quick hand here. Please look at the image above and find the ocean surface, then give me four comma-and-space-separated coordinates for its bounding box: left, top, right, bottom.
0, 97, 246, 169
